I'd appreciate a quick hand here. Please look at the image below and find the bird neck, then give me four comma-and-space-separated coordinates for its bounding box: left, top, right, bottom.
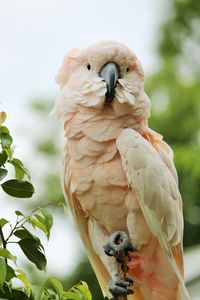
63, 106, 146, 141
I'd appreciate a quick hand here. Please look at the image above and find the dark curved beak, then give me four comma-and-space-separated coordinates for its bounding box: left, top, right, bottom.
99, 62, 120, 103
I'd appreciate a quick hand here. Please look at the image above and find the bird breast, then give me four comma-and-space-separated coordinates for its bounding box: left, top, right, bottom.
65, 108, 143, 232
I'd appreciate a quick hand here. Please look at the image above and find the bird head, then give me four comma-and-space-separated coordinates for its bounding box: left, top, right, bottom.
54, 41, 150, 121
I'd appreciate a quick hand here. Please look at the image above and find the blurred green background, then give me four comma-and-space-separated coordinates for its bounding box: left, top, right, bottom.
147, 0, 200, 249
1, 0, 200, 299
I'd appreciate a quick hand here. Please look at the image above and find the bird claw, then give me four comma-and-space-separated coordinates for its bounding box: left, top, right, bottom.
103, 231, 134, 263
104, 231, 135, 298
109, 278, 134, 300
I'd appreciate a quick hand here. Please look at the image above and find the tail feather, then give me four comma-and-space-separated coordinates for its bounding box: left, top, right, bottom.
176, 281, 190, 300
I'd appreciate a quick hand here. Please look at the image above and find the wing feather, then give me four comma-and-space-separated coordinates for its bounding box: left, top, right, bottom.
116, 128, 182, 246
116, 128, 190, 300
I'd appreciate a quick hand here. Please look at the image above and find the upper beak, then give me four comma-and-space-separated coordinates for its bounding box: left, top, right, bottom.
99, 62, 120, 103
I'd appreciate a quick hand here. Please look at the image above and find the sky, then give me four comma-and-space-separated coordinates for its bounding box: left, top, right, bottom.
0, 0, 166, 107
0, 0, 175, 280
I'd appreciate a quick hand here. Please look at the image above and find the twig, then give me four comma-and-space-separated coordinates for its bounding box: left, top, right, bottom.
6, 201, 55, 242
5, 216, 19, 243
0, 225, 7, 264
0, 225, 6, 249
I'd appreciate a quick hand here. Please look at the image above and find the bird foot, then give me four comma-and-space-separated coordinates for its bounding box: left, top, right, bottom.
109, 278, 134, 300
104, 231, 135, 299
103, 231, 135, 263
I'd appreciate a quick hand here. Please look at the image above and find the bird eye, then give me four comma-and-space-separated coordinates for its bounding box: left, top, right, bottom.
87, 63, 91, 70
126, 67, 129, 72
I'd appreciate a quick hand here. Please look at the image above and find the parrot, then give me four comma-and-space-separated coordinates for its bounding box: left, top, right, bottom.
53, 41, 190, 300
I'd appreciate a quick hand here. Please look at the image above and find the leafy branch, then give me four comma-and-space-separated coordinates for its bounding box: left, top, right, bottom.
0, 112, 92, 300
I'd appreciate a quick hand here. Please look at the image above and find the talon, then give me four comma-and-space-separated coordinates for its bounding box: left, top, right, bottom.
126, 278, 134, 285
103, 231, 134, 263
104, 244, 114, 257
109, 278, 134, 299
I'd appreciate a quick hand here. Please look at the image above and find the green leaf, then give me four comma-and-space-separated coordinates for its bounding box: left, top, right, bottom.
34, 214, 44, 223
16, 270, 31, 297
29, 217, 47, 236
63, 291, 81, 300
75, 281, 92, 300
14, 229, 33, 240
14, 229, 44, 253
14, 228, 40, 244
9, 158, 31, 180
0, 248, 17, 263
15, 210, 24, 217
6, 265, 16, 281
0, 218, 8, 228
64, 282, 92, 300
0, 168, 8, 181
5, 148, 13, 159
0, 132, 12, 149
0, 151, 8, 166
18, 238, 47, 271
11, 163, 24, 180
0, 126, 10, 134
44, 278, 63, 299
32, 285, 59, 300
0, 112, 7, 125
39, 208, 53, 239
29, 209, 53, 240
31, 285, 45, 300
0, 257, 6, 289
1, 179, 34, 198
0, 284, 29, 300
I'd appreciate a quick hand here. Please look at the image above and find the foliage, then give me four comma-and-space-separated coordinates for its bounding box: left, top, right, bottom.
32, 280, 92, 300
63, 259, 104, 300
145, 0, 200, 247
0, 112, 34, 198
0, 112, 92, 299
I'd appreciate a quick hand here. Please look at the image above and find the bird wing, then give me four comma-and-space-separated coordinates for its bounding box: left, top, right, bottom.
116, 128, 190, 300
61, 144, 111, 298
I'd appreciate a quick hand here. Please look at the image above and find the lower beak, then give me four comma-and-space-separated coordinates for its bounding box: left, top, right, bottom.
99, 62, 120, 103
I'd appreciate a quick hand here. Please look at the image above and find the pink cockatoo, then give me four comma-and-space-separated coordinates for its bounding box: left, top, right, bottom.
53, 41, 190, 300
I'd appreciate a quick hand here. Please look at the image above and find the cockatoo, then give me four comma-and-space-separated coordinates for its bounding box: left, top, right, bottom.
53, 41, 190, 300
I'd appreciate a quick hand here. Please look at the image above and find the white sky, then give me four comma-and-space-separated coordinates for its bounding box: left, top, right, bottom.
0, 0, 167, 107
2, 0, 192, 283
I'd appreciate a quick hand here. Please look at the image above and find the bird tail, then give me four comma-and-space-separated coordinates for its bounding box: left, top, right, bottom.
166, 251, 190, 300
176, 281, 190, 300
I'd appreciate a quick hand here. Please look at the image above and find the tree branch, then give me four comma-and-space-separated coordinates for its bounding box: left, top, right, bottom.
0, 225, 7, 249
